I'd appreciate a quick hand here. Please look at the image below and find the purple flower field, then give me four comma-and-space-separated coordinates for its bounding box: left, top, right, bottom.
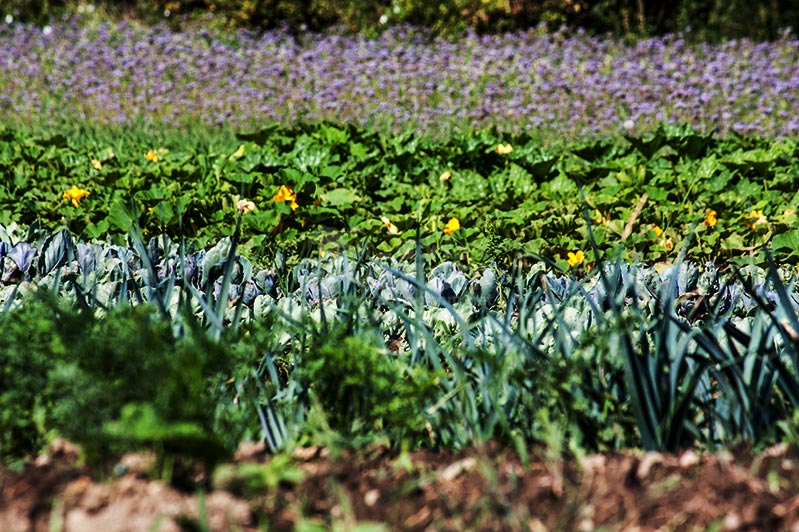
2, 16, 799, 139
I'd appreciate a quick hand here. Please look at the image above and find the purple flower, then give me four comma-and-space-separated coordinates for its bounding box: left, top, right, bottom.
1, 15, 798, 138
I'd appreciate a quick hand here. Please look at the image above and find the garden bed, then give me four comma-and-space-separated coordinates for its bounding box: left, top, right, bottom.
4, 439, 799, 531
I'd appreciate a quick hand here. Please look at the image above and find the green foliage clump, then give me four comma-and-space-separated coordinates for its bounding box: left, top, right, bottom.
0, 0, 64, 25
0, 294, 239, 466
0, 297, 68, 460
47, 304, 234, 462
589, 0, 799, 41
303, 332, 438, 440
3, 0, 798, 40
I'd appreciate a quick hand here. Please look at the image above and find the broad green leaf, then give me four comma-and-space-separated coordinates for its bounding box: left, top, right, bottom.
320, 188, 361, 206
107, 201, 135, 233
772, 230, 799, 251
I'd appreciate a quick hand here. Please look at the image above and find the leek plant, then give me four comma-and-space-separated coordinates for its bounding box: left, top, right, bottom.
4, 216, 799, 461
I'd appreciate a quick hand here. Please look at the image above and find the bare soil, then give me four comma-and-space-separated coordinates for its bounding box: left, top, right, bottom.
4, 438, 799, 531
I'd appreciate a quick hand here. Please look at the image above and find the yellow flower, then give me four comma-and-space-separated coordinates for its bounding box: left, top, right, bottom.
272, 185, 294, 202
439, 171, 452, 182
91, 159, 103, 170
704, 210, 717, 227
659, 237, 674, 251
442, 217, 460, 235
496, 143, 513, 155
744, 209, 767, 230
237, 199, 256, 213
652, 225, 663, 238
380, 216, 399, 235
63, 185, 89, 207
567, 250, 585, 267
594, 209, 610, 226
145, 149, 159, 162
273, 185, 298, 210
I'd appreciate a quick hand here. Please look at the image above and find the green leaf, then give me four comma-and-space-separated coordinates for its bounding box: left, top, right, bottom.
320, 165, 343, 179
320, 188, 361, 206
349, 142, 371, 161
107, 201, 136, 233
242, 210, 279, 232
151, 200, 175, 226
772, 230, 799, 251
83, 219, 110, 239
103, 403, 229, 464
104, 403, 205, 442
723, 233, 746, 250
543, 173, 577, 198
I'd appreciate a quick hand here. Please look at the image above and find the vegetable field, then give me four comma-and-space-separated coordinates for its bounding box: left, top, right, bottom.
4, 8, 799, 532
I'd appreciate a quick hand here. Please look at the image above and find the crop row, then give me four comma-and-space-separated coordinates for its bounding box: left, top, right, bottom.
2, 15, 799, 137
4, 221, 799, 465
2, 123, 799, 270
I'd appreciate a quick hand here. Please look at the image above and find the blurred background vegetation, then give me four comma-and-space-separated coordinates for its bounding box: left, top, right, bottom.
2, 0, 798, 41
